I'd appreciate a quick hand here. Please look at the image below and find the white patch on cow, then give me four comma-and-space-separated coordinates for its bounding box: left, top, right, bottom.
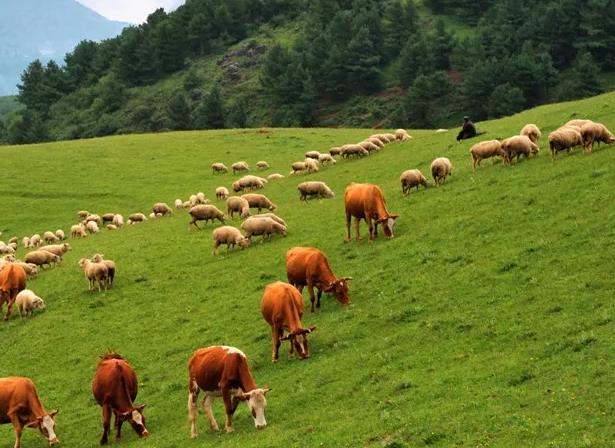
42, 415, 57, 441
298, 342, 305, 355
221, 346, 246, 358
387, 217, 395, 236
132, 410, 143, 426
247, 390, 267, 429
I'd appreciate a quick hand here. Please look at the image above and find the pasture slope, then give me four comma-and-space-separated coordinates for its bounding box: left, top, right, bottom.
1, 92, 615, 448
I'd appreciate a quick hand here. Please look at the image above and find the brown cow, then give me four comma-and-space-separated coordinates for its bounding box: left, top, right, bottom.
188, 346, 271, 437
0, 377, 59, 448
0, 264, 27, 321
92, 353, 148, 445
344, 183, 399, 241
261, 282, 316, 362
286, 247, 351, 312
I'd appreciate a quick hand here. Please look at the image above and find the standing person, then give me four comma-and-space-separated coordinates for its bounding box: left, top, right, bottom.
456, 116, 477, 142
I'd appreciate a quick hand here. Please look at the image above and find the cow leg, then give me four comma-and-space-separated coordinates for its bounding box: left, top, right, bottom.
345, 212, 352, 241
8, 413, 23, 448
307, 284, 316, 313
188, 380, 200, 438
355, 218, 362, 241
3, 296, 15, 321
271, 326, 281, 362
203, 394, 220, 432
366, 216, 374, 241
221, 387, 235, 433
316, 288, 323, 309
115, 411, 124, 440
100, 403, 111, 445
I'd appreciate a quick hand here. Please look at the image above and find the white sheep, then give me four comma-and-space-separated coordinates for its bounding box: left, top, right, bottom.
86, 221, 100, 234
55, 229, 65, 240
318, 154, 336, 166
78, 258, 108, 292
71, 224, 87, 238
212, 226, 251, 255
216, 187, 230, 200
430, 157, 453, 186
112, 214, 124, 227
15, 289, 45, 318
43, 231, 59, 244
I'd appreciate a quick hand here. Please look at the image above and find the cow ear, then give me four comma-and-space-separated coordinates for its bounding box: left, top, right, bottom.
262, 387, 271, 395
389, 214, 400, 219
306, 325, 317, 334
323, 282, 335, 292
25, 420, 40, 428
341, 276, 353, 281
49, 409, 59, 418
280, 333, 291, 341
135, 404, 145, 413
235, 393, 249, 402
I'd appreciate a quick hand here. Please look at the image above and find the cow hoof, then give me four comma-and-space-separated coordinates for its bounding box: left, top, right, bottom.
225, 427, 234, 433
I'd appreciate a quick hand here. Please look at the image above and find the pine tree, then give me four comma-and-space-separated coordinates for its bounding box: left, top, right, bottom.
227, 97, 249, 128
17, 60, 46, 113
167, 91, 192, 130
382, 0, 417, 61
194, 85, 225, 129
344, 25, 381, 94
579, 0, 615, 69
399, 32, 434, 88
557, 51, 603, 100
429, 20, 455, 70
487, 83, 525, 118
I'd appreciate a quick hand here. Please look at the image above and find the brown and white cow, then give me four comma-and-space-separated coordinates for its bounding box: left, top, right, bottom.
0, 264, 27, 321
286, 247, 351, 312
188, 346, 271, 437
261, 281, 316, 362
91, 353, 148, 445
344, 183, 399, 241
0, 376, 59, 448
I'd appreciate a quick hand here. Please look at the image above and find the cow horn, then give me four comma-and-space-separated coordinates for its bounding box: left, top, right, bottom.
341, 276, 353, 281
306, 325, 317, 334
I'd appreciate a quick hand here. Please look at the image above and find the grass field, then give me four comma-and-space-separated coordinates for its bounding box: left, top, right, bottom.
1, 92, 615, 448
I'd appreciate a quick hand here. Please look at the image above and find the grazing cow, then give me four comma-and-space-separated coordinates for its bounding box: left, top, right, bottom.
344, 183, 399, 241
261, 282, 316, 362
92, 353, 148, 445
0, 264, 27, 321
286, 247, 352, 312
0, 377, 59, 448
188, 346, 271, 437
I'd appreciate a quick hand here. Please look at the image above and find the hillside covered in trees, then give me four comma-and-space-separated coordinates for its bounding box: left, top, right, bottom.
1, 0, 613, 144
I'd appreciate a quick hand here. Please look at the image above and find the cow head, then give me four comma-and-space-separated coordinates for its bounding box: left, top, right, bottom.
115, 405, 148, 438
281, 326, 316, 359
377, 214, 400, 237
324, 277, 352, 305
26, 410, 59, 445
236, 387, 271, 429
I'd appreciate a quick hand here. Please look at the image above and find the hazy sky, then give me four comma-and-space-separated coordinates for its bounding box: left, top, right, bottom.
75, 0, 185, 23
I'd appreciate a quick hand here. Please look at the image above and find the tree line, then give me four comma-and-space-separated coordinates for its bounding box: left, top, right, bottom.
0, 0, 612, 144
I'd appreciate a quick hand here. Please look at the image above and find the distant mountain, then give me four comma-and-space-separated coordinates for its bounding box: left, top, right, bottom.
0, 0, 128, 95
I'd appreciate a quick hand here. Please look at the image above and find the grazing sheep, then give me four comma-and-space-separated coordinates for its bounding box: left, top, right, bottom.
232, 161, 250, 174
256, 161, 270, 170
565, 119, 592, 128
85, 214, 102, 225
501, 135, 539, 163
101, 213, 116, 224
520, 124, 541, 144
0, 242, 15, 255
188, 205, 226, 229
8, 237, 17, 245
112, 214, 124, 227
43, 231, 59, 244
22, 237, 31, 248
580, 121, 615, 152
15, 289, 45, 317
30, 234, 41, 247
548, 127, 584, 159
370, 134, 390, 144
383, 133, 397, 142
241, 193, 277, 212
107, 224, 118, 231
290, 162, 307, 175
304, 151, 320, 160
148, 213, 158, 219
86, 221, 100, 234
430, 157, 453, 186
216, 187, 230, 200
175, 199, 184, 209
189, 194, 198, 206
395, 129, 412, 141
435, 129, 448, 134
233, 175, 265, 192
182, 200, 191, 208
153, 202, 173, 216
318, 154, 336, 166
366, 137, 385, 148
78, 258, 108, 292
92, 254, 115, 290
39, 243, 71, 257
227, 196, 251, 219
341, 144, 368, 158
55, 229, 65, 240
8, 242, 17, 252
212, 226, 251, 255
251, 213, 287, 227
241, 217, 287, 241
298, 181, 335, 201
25, 250, 61, 268
71, 224, 87, 238
400, 169, 428, 195
469, 140, 506, 169
329, 147, 343, 156
77, 210, 89, 220
358, 141, 379, 153
212, 162, 229, 174
267, 173, 285, 180
196, 192, 208, 204
304, 158, 319, 173
128, 213, 147, 224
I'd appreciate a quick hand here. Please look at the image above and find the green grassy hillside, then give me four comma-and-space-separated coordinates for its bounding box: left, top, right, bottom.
1, 92, 615, 447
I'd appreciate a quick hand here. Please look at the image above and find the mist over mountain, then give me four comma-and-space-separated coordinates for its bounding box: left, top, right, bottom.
0, 0, 127, 95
